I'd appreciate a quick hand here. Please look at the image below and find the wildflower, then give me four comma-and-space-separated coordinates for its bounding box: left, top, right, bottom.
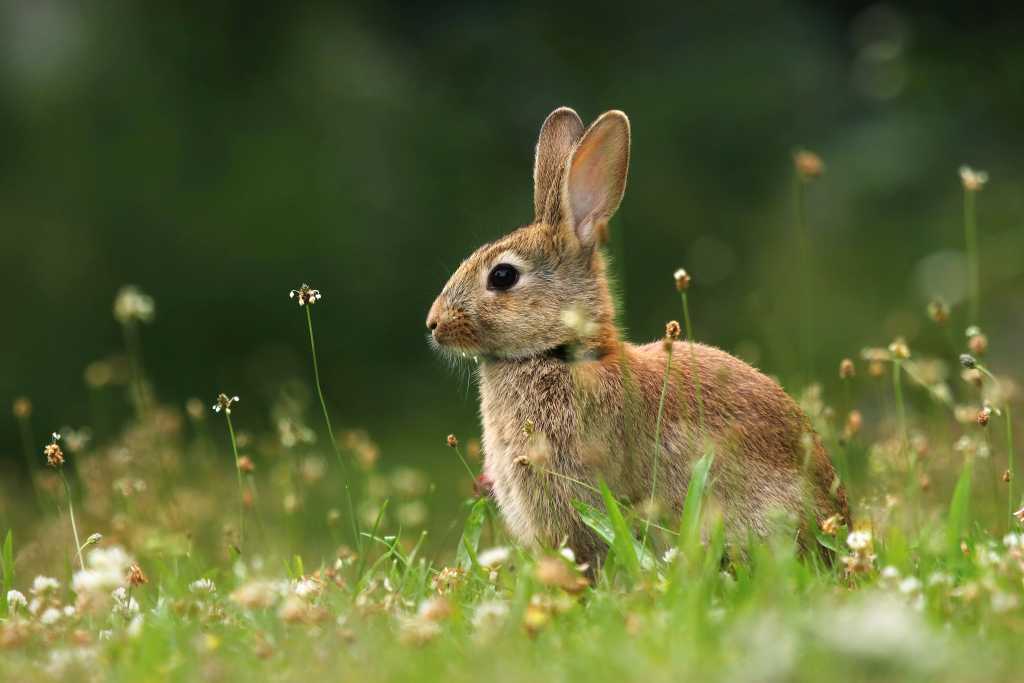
40, 606, 63, 625
237, 456, 255, 473
843, 529, 876, 576
968, 332, 988, 356
959, 165, 988, 192
888, 338, 910, 360
926, 299, 949, 325
820, 514, 843, 535
82, 533, 102, 549
230, 580, 280, 609
847, 530, 872, 551
32, 576, 60, 596
665, 320, 681, 342
113, 285, 155, 324
446, 434, 458, 448
794, 149, 825, 181
127, 563, 148, 587
185, 398, 205, 420
12, 397, 31, 419
44, 433, 64, 468
111, 587, 139, 617
417, 597, 453, 622
189, 578, 216, 595
977, 406, 992, 427
293, 577, 322, 600
212, 394, 239, 415
289, 284, 322, 306
898, 577, 922, 594
1014, 506, 1024, 524
959, 354, 977, 369
843, 410, 863, 440
662, 547, 679, 564
535, 556, 589, 594
1004, 470, 1012, 483
73, 546, 134, 597
839, 358, 855, 380
431, 567, 465, 594
673, 268, 692, 291
477, 546, 512, 570
472, 600, 509, 641
6, 590, 27, 611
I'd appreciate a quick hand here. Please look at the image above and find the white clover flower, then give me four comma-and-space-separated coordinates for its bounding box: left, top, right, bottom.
898, 577, 922, 594
293, 578, 322, 600
662, 547, 680, 564
846, 530, 873, 551
31, 575, 60, 596
212, 393, 240, 415
289, 284, 322, 306
189, 578, 216, 595
1003, 533, 1022, 548
477, 546, 511, 569
113, 285, 155, 324
73, 546, 134, 597
880, 566, 900, 580
63, 605, 76, 618
471, 600, 509, 638
40, 606, 63, 625
111, 586, 140, 617
6, 589, 27, 610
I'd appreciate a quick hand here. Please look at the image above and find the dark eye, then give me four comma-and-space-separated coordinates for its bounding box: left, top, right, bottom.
487, 263, 520, 291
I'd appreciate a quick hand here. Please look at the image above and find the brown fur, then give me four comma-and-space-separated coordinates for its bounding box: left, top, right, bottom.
427, 108, 848, 565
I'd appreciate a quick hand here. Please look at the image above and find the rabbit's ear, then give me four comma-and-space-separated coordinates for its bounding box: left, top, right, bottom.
534, 107, 584, 222
560, 110, 630, 248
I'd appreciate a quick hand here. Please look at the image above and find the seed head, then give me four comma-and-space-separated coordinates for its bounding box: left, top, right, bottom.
959, 354, 977, 369
289, 284, 322, 306
977, 406, 992, 427
126, 563, 148, 587
237, 456, 255, 473
212, 394, 240, 415
820, 514, 843, 535
1003, 470, 1012, 483
926, 299, 950, 325
839, 358, 855, 380
83, 533, 103, 548
888, 338, 910, 360
968, 333, 988, 356
665, 321, 681, 342
794, 149, 825, 182
1015, 506, 1024, 524
12, 397, 31, 419
959, 165, 989, 192
446, 434, 458, 448
673, 269, 692, 291
844, 410, 863, 439
43, 433, 64, 468
113, 285, 155, 324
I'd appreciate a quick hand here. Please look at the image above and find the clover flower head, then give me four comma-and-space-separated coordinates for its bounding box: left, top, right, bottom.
212, 394, 240, 415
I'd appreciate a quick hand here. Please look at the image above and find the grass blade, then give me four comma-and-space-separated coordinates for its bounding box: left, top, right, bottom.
598, 480, 642, 579
1, 530, 11, 614
679, 450, 715, 554
946, 458, 973, 557
456, 498, 488, 571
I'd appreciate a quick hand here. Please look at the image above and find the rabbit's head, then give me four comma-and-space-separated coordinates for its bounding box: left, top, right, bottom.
427, 107, 630, 361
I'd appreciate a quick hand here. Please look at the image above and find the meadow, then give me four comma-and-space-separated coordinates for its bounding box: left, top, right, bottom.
0, 156, 1022, 682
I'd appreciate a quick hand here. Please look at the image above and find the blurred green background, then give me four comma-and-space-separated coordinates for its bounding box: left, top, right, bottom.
2, 1, 1023, 481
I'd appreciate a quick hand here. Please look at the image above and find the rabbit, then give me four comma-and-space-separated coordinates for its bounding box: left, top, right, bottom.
426, 107, 848, 567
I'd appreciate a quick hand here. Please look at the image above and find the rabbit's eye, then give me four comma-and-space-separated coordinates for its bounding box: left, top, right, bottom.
487, 263, 520, 291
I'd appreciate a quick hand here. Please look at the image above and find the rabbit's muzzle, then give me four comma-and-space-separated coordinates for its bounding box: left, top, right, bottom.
426, 298, 480, 350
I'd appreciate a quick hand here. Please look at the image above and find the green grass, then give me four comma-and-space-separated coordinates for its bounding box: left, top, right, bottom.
1, 175, 1022, 683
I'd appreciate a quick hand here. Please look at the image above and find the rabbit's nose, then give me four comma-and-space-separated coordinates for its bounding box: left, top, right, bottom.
426, 298, 443, 331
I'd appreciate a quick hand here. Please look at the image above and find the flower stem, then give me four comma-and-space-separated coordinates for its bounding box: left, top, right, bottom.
304, 305, 361, 553
892, 360, 909, 460
224, 412, 245, 550
963, 187, 980, 325
451, 444, 476, 484
794, 176, 814, 381
977, 364, 1016, 521
59, 470, 84, 569
121, 320, 147, 417
681, 291, 705, 430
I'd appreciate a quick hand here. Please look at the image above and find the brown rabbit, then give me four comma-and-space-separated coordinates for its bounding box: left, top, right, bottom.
427, 107, 847, 566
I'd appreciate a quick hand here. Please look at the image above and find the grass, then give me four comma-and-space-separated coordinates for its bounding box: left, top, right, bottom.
2, 168, 1023, 683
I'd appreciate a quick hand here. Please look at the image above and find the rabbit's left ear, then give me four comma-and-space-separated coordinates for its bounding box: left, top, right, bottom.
560, 110, 630, 248
534, 107, 585, 222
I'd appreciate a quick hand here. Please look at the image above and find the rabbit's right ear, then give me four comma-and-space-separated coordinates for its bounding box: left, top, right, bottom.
533, 107, 584, 222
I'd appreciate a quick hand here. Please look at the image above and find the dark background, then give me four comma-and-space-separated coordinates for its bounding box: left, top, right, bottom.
3, 2, 1023, 476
